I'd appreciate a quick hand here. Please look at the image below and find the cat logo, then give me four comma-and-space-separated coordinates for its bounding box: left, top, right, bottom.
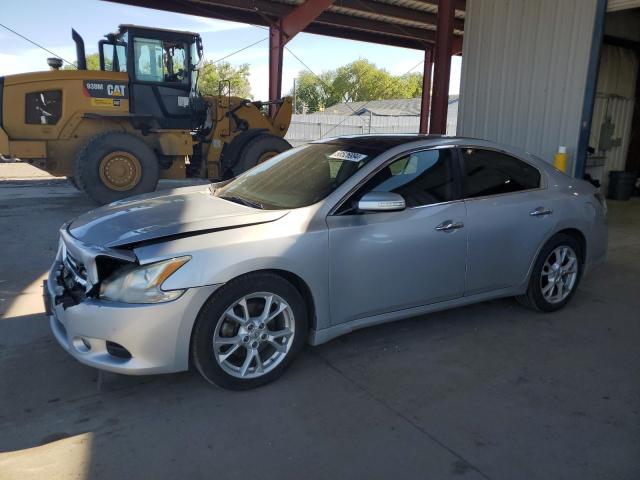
107, 84, 126, 97
82, 80, 129, 99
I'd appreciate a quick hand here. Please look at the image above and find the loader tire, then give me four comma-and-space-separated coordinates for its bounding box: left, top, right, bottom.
230, 134, 292, 177
75, 132, 159, 205
66, 176, 81, 190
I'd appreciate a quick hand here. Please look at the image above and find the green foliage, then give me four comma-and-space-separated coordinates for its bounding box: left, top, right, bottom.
197, 61, 252, 98
62, 52, 103, 70
291, 59, 423, 113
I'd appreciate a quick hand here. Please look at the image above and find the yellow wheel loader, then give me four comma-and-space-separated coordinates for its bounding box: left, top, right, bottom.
0, 25, 292, 204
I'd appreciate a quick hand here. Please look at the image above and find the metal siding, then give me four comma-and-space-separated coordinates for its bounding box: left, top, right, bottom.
607, 0, 640, 11
588, 45, 638, 189
458, 0, 598, 172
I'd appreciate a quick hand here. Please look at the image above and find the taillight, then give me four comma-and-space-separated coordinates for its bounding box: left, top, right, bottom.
594, 191, 607, 216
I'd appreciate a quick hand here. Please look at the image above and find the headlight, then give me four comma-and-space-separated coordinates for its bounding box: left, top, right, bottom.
99, 256, 190, 304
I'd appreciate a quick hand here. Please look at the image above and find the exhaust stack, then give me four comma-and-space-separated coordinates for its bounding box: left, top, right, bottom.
72, 29, 86, 70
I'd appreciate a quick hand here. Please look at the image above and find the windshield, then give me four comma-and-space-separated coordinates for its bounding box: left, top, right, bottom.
215, 142, 382, 209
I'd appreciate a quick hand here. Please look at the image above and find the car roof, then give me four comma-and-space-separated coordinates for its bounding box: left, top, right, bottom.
313, 134, 489, 148
312, 134, 549, 168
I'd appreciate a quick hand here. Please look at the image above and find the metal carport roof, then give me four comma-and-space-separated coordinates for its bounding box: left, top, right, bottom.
104, 0, 465, 134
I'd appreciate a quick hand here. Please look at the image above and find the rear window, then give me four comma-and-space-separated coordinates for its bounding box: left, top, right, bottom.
460, 148, 541, 198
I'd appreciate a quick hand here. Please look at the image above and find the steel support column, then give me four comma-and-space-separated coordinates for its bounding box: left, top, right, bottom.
429, 0, 455, 134
269, 0, 336, 113
419, 48, 433, 134
269, 23, 285, 110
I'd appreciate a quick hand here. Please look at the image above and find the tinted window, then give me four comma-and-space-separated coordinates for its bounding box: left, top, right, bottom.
356, 149, 456, 208
460, 148, 540, 198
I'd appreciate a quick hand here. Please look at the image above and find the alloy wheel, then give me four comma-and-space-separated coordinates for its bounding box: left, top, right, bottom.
213, 292, 295, 379
539, 246, 578, 304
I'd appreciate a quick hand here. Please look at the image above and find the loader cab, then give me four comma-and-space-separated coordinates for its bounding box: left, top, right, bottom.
99, 24, 203, 129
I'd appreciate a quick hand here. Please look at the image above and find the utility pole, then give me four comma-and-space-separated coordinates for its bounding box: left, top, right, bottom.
293, 78, 297, 114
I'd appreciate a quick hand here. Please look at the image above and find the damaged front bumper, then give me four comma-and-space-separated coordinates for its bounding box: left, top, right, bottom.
44, 228, 220, 375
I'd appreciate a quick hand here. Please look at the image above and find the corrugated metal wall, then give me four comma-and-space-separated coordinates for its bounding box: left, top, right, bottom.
607, 0, 640, 12
588, 45, 639, 189
457, 0, 598, 172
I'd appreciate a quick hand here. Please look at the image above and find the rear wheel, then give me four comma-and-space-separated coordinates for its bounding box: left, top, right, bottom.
517, 233, 582, 312
192, 272, 308, 390
230, 134, 291, 177
75, 132, 159, 204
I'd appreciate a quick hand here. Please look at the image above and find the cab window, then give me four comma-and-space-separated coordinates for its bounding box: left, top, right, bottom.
101, 43, 127, 72
133, 38, 188, 83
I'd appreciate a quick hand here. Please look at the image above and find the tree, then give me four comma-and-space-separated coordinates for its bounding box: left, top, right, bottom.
197, 61, 252, 98
290, 59, 424, 113
62, 52, 103, 70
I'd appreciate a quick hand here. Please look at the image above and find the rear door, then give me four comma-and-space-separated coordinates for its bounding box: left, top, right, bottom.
327, 147, 467, 324
459, 147, 554, 295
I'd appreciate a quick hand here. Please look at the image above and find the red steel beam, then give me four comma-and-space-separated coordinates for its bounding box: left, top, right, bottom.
270, 0, 336, 107
281, 0, 337, 40
429, 0, 455, 134
419, 48, 433, 134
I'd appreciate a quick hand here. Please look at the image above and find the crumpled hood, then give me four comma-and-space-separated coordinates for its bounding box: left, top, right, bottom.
68, 185, 289, 248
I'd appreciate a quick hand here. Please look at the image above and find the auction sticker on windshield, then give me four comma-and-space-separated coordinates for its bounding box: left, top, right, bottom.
328, 150, 368, 162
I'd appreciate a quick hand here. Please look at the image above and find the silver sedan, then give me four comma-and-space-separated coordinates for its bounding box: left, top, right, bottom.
45, 135, 608, 389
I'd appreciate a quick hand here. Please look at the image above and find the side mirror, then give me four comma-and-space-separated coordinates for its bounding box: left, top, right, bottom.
357, 192, 406, 212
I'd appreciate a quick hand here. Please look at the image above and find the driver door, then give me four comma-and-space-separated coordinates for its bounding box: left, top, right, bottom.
130, 36, 192, 129
326, 147, 467, 325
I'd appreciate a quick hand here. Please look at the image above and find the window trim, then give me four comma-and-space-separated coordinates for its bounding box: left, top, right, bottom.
456, 145, 547, 201
329, 145, 464, 216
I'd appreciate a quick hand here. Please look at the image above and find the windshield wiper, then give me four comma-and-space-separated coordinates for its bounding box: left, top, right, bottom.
219, 195, 264, 209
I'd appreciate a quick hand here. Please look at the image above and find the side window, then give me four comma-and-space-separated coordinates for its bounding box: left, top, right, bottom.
460, 148, 540, 198
358, 149, 457, 208
101, 43, 127, 72
25, 91, 62, 125
133, 37, 188, 83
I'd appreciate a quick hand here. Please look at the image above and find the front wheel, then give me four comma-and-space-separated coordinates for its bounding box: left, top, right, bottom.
517, 233, 583, 312
74, 132, 159, 204
191, 273, 308, 390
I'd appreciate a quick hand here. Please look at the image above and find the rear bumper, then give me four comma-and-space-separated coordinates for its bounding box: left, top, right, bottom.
45, 264, 220, 375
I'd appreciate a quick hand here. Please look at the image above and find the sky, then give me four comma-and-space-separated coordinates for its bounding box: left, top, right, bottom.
0, 0, 462, 101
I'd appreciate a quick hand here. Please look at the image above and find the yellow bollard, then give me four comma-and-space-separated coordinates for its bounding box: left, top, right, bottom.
554, 146, 568, 172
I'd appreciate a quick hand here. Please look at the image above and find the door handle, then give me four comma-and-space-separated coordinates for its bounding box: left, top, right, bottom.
435, 220, 464, 232
530, 207, 553, 217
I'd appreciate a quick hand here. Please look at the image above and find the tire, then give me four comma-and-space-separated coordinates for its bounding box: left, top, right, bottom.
191, 272, 308, 390
230, 134, 291, 177
219, 130, 265, 179
517, 233, 583, 312
66, 176, 81, 190
74, 131, 159, 204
